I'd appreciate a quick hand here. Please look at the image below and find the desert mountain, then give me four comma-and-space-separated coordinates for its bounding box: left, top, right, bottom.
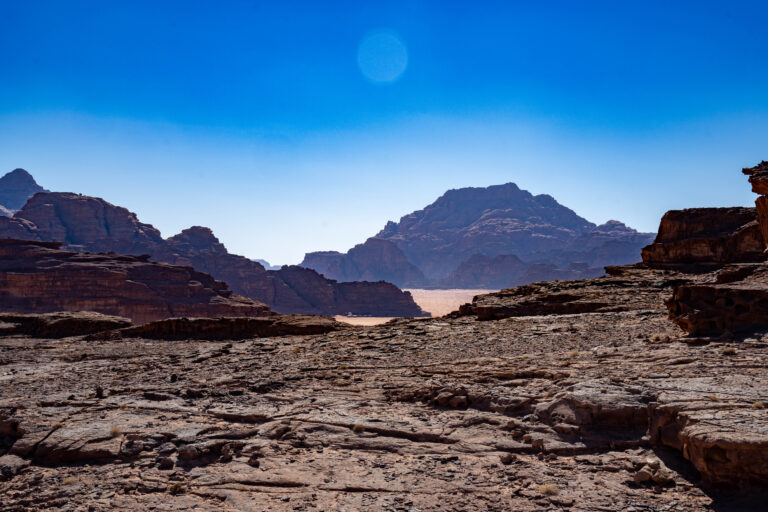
0, 171, 427, 317
0, 168, 47, 215
0, 238, 272, 324
302, 182, 655, 288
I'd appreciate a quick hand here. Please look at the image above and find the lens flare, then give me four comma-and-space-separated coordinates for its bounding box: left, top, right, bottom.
357, 30, 408, 84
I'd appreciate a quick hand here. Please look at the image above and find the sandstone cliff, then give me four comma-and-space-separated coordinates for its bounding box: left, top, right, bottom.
641, 161, 768, 336
0, 189, 426, 317
641, 207, 765, 269
0, 239, 273, 324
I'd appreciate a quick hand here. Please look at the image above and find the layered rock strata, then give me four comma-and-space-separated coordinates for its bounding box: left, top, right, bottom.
641, 207, 765, 269
661, 162, 768, 335
0, 239, 273, 324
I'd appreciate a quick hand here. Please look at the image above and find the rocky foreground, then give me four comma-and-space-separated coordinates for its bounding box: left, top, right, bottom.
2, 263, 767, 511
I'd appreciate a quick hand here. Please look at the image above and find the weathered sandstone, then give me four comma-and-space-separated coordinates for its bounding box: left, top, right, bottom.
0, 239, 273, 324
642, 207, 765, 269
0, 311, 131, 338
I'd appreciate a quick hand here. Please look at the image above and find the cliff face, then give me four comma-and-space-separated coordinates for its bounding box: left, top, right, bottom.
641, 207, 765, 269
637, 161, 768, 336
302, 183, 654, 289
0, 239, 273, 324
301, 238, 427, 288
0, 191, 426, 317
0, 169, 47, 214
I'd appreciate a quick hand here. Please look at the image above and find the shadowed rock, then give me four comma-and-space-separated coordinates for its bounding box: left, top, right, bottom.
0, 311, 131, 338
642, 207, 765, 269
0, 238, 273, 324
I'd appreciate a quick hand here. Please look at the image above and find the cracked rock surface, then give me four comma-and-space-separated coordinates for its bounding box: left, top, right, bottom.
1, 266, 767, 511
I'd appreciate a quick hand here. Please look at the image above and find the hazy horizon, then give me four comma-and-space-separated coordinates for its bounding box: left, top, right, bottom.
2, 1, 766, 263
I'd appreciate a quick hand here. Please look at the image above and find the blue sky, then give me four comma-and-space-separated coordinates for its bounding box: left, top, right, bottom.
1, 1, 767, 263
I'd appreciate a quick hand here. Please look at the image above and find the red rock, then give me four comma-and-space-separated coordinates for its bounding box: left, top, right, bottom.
666, 263, 768, 336
0, 311, 131, 338
0, 194, 426, 317
0, 239, 273, 324
642, 207, 765, 269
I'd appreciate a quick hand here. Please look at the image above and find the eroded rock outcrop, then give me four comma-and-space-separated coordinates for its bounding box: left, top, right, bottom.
663, 162, 768, 335
0, 239, 273, 324
642, 207, 765, 269
0, 311, 131, 338
666, 264, 768, 336
743, 160, 768, 247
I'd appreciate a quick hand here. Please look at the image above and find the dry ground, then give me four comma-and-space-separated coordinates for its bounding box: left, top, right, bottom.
1, 268, 767, 511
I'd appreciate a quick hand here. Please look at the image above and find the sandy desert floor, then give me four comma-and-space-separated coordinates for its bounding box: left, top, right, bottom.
335, 288, 496, 325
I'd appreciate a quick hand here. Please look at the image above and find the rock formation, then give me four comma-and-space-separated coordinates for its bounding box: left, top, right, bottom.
0, 239, 273, 324
0, 311, 131, 338
648, 161, 768, 336
302, 183, 654, 289
742, 160, 768, 246
300, 237, 427, 288
0, 189, 427, 317
0, 168, 47, 214
641, 207, 765, 269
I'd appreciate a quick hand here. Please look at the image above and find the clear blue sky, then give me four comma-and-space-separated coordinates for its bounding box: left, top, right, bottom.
1, 1, 767, 263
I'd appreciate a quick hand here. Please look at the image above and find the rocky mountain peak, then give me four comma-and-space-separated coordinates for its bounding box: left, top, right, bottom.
167, 226, 224, 252
0, 168, 48, 213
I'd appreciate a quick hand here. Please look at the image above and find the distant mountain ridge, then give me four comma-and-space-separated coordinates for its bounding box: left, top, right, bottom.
0, 170, 427, 317
0, 168, 47, 214
302, 182, 655, 289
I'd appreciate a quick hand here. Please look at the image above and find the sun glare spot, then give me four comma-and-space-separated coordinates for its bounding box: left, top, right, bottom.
357, 30, 408, 84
